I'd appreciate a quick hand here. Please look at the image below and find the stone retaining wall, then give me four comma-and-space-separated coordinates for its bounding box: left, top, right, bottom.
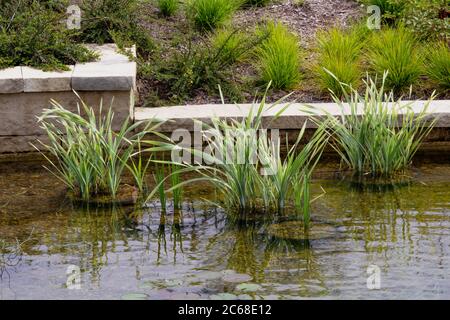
0, 44, 136, 153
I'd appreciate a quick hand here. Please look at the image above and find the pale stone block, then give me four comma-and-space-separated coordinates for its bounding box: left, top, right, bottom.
134, 100, 450, 132
72, 61, 136, 91
0, 90, 133, 137
72, 43, 136, 91
0, 67, 24, 94
22, 66, 74, 92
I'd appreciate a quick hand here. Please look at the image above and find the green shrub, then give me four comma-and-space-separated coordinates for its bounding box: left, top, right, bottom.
79, 0, 154, 54
0, 0, 96, 71
256, 22, 302, 90
157, 29, 266, 101
402, 0, 449, 41
210, 28, 251, 63
187, 0, 241, 31
314, 25, 367, 96
321, 73, 437, 179
367, 26, 423, 93
157, 0, 179, 17
425, 42, 450, 91
362, 0, 406, 24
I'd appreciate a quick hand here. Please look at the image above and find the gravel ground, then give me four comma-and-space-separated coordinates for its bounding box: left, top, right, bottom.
136, 0, 365, 107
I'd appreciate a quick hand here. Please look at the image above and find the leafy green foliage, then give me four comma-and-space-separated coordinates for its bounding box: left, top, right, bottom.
0, 0, 96, 71
79, 0, 155, 55
314, 25, 367, 97
148, 91, 328, 226
367, 26, 423, 93
36, 96, 165, 201
362, 0, 448, 40
187, 0, 242, 31
157, 0, 179, 17
256, 22, 302, 90
425, 42, 450, 91
322, 73, 437, 179
210, 28, 251, 63
155, 28, 267, 101
402, 0, 449, 41
362, 0, 406, 24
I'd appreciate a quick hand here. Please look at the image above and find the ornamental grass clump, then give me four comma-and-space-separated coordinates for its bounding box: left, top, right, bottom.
157, 0, 179, 17
36, 96, 166, 202
321, 73, 437, 180
367, 26, 423, 93
425, 42, 450, 91
256, 22, 302, 90
187, 0, 242, 31
314, 25, 367, 97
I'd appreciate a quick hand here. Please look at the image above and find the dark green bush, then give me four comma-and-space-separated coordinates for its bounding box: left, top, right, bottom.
153, 28, 267, 101
363, 0, 448, 40
362, 0, 406, 24
0, 0, 96, 71
402, 0, 449, 41
79, 0, 155, 55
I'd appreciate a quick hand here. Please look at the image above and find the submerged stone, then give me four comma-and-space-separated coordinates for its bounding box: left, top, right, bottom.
222, 273, 253, 283
267, 221, 337, 241
235, 283, 263, 292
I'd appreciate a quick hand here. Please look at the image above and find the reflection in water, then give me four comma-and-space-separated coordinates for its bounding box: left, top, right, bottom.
0, 162, 450, 299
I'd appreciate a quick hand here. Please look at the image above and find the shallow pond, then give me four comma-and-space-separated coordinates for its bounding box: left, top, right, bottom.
1, 159, 450, 300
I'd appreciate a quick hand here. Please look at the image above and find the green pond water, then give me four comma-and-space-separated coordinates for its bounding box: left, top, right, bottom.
1, 159, 450, 300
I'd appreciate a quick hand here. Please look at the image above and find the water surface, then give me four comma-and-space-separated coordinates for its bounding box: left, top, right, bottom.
1, 160, 450, 300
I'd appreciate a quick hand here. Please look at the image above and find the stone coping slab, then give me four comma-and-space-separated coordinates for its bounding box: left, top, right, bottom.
0, 44, 135, 94
0, 67, 23, 94
22, 66, 74, 92
135, 100, 450, 132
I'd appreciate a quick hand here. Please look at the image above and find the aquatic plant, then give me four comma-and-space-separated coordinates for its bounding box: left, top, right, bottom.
256, 22, 302, 90
320, 73, 437, 180
170, 164, 183, 210
148, 89, 328, 225
154, 164, 168, 212
257, 123, 328, 225
127, 139, 153, 194
36, 95, 166, 201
